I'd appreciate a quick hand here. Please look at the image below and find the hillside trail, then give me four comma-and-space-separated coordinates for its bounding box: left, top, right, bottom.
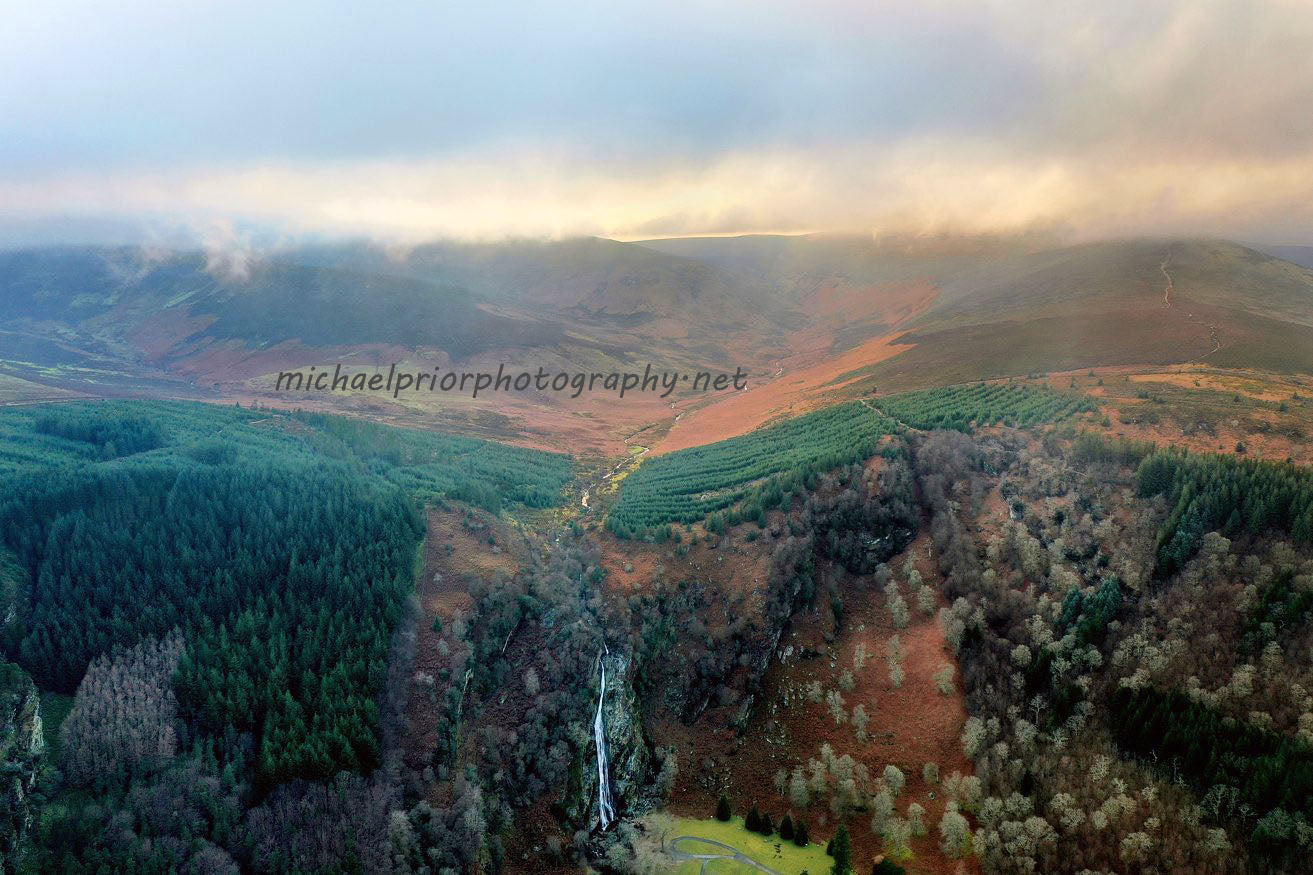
1159, 255, 1221, 358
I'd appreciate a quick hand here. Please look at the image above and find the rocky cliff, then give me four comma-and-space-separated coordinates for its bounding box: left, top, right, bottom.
564, 650, 651, 830
0, 662, 43, 869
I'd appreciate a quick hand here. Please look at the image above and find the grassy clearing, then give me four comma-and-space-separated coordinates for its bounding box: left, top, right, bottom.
1103, 375, 1307, 437
38, 692, 75, 765
0, 372, 76, 403
655, 816, 833, 874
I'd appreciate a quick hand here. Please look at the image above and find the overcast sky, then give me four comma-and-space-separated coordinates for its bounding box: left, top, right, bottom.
3, 0, 1313, 244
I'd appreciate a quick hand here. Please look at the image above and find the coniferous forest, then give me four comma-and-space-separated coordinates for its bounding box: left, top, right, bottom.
0, 401, 569, 871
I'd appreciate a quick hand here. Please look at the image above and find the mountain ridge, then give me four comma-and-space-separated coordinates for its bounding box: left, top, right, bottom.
3, 234, 1313, 452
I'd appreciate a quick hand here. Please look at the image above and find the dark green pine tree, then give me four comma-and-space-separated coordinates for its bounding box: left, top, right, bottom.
830, 824, 852, 875
794, 820, 810, 847
746, 802, 762, 832
779, 813, 794, 841
715, 794, 732, 822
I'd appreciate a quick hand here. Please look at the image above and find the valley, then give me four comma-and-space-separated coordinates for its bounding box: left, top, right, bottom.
5, 237, 1312, 464
2, 236, 1313, 874
9, 2, 1313, 871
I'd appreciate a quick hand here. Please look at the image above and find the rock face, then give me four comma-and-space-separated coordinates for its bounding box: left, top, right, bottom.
0, 662, 43, 868
564, 651, 650, 830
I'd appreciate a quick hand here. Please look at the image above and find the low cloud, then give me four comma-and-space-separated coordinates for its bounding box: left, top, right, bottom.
5, 141, 1313, 245
2, 0, 1311, 244
197, 220, 256, 282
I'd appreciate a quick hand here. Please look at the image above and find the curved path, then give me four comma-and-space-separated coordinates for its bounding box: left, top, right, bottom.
1160, 255, 1221, 357
669, 836, 782, 874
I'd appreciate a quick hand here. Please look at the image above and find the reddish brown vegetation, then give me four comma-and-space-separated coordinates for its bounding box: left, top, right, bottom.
637, 526, 977, 875
403, 508, 526, 775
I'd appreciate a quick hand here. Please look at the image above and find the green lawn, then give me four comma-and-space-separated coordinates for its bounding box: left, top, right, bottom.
654, 815, 834, 875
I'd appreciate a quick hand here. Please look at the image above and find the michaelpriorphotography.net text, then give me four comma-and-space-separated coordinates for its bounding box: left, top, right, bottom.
274, 363, 750, 399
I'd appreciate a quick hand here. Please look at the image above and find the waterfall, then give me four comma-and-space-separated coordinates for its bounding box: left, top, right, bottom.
593, 648, 616, 830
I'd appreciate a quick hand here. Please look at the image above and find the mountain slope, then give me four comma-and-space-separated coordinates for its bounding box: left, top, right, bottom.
854, 239, 1313, 390
641, 235, 1313, 394
913, 239, 1313, 330
4, 235, 1313, 451
0, 238, 791, 369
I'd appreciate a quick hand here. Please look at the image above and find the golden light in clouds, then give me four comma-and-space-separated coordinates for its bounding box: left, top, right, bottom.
5, 141, 1313, 243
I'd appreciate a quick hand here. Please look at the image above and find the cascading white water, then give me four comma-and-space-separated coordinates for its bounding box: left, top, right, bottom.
593, 648, 616, 830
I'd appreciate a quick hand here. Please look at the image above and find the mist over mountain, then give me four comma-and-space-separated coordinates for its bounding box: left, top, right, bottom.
4, 234, 1312, 398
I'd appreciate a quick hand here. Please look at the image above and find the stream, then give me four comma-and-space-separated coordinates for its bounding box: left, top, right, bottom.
580, 443, 649, 508
593, 648, 616, 830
